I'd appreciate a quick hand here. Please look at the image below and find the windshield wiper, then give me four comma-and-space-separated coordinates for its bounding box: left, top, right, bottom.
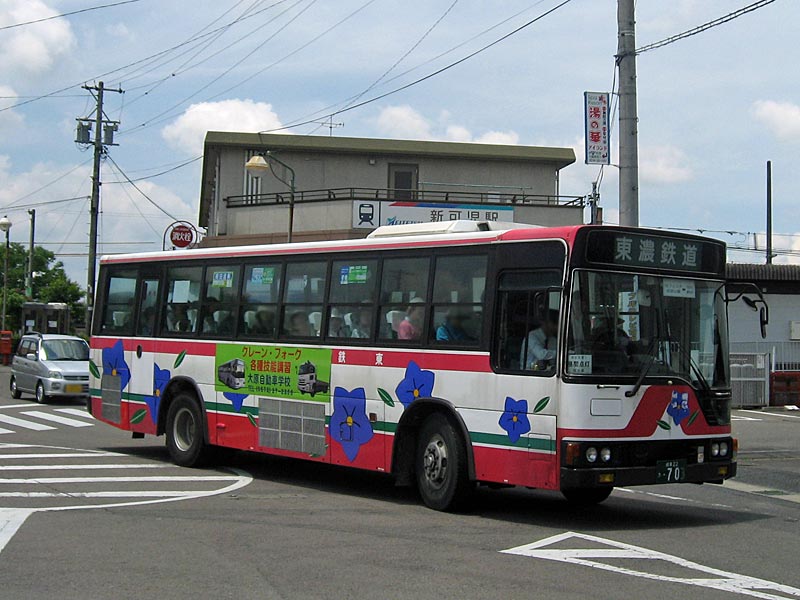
626, 336, 660, 397
667, 337, 712, 393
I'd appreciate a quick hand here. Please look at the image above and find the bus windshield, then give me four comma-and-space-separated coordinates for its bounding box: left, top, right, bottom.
566, 270, 729, 389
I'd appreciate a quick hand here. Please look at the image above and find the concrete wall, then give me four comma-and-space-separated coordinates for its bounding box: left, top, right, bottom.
729, 293, 798, 344
209, 145, 566, 237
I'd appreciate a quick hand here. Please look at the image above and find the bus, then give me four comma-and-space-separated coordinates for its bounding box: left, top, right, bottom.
88, 220, 766, 511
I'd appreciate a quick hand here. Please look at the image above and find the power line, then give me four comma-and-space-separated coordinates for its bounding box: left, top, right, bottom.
103, 155, 202, 183
260, 0, 573, 134
636, 0, 777, 55
104, 155, 179, 220
0, 0, 142, 31
0, 158, 93, 211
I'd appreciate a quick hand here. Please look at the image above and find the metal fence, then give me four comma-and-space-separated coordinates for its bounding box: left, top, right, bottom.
730, 352, 770, 408
730, 341, 800, 371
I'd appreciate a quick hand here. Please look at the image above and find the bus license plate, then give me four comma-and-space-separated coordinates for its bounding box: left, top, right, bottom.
656, 459, 687, 483
65, 384, 83, 394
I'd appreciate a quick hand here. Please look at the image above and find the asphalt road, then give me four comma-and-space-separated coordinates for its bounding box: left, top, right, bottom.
0, 367, 798, 600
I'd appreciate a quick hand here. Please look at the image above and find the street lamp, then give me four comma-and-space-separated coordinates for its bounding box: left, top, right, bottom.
245, 151, 296, 243
0, 216, 11, 331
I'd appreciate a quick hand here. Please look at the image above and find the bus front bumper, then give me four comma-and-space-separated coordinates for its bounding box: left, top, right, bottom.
560, 460, 737, 489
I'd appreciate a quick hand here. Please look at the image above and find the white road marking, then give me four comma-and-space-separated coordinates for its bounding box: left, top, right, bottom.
0, 509, 33, 554
0, 452, 117, 459
741, 410, 800, 421
615, 487, 733, 509
54, 408, 95, 420
724, 480, 800, 505
501, 531, 800, 599
732, 415, 762, 421
0, 491, 199, 498
0, 428, 14, 435
0, 404, 38, 410
20, 411, 94, 428
0, 414, 55, 431
0, 475, 240, 484
0, 463, 171, 471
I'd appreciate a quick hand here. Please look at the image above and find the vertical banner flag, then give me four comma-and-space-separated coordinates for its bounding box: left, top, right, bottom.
584, 92, 610, 165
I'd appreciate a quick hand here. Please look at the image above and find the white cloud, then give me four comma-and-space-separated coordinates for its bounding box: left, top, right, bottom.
0, 86, 24, 130
752, 100, 800, 141
161, 99, 284, 155
0, 0, 75, 74
639, 144, 693, 184
374, 105, 520, 145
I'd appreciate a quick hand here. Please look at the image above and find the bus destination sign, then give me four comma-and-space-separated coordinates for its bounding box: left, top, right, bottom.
586, 230, 717, 273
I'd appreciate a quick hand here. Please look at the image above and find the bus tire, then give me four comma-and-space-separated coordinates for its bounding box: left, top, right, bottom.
416, 413, 472, 511
166, 393, 211, 468
561, 486, 613, 505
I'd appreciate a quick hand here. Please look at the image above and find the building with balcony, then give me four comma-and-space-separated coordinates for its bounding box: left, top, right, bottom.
198, 132, 583, 247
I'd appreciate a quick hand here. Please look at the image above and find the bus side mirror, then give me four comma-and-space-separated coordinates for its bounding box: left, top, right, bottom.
760, 306, 768, 339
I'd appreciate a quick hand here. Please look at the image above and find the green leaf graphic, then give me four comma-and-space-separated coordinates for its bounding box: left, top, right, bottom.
130, 409, 147, 424
656, 419, 671, 431
173, 350, 187, 369
687, 410, 700, 427
533, 396, 550, 413
89, 360, 100, 379
247, 413, 258, 428
377, 388, 395, 407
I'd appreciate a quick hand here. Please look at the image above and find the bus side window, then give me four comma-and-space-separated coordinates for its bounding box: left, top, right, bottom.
378, 257, 430, 342
430, 254, 487, 345
200, 265, 241, 337
99, 269, 137, 336
494, 270, 562, 374
327, 259, 377, 340
240, 264, 282, 338
136, 278, 160, 337
281, 261, 327, 338
163, 266, 202, 335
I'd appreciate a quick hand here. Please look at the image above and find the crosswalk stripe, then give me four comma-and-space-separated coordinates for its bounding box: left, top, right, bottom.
0, 491, 194, 498
0, 463, 171, 471
0, 428, 14, 435
20, 411, 94, 428
54, 408, 95, 420
0, 452, 117, 459
0, 475, 240, 484
0, 414, 55, 431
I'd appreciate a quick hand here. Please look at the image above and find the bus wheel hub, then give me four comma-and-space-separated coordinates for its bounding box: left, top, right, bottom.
423, 435, 447, 486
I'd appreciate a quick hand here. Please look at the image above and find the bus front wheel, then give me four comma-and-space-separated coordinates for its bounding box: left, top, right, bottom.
415, 413, 472, 511
166, 394, 211, 467
561, 486, 613, 505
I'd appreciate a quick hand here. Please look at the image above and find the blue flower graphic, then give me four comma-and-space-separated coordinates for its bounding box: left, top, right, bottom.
144, 364, 170, 422
667, 391, 690, 426
329, 387, 373, 462
498, 396, 531, 443
102, 340, 130, 390
394, 360, 435, 408
223, 392, 248, 412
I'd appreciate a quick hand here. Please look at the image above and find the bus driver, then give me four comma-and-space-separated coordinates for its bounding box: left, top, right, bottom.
521, 309, 558, 370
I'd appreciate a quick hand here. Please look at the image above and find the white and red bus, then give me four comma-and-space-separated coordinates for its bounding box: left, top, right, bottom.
88, 220, 761, 510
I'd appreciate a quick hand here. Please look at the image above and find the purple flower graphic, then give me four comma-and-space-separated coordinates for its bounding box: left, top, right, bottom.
394, 360, 435, 408
144, 364, 170, 422
102, 340, 130, 390
329, 387, 373, 462
223, 392, 248, 412
498, 396, 531, 443
667, 391, 690, 426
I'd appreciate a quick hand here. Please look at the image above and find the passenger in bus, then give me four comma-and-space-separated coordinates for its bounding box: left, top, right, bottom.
139, 307, 156, 336
328, 309, 349, 337
398, 298, 424, 340
252, 309, 275, 335
169, 305, 192, 332
350, 309, 372, 339
288, 311, 313, 336
520, 309, 558, 370
436, 309, 472, 342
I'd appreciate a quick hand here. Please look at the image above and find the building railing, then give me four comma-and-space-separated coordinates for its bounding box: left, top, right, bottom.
225, 187, 586, 209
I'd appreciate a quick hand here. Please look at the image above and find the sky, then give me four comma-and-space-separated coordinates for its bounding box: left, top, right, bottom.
0, 0, 798, 289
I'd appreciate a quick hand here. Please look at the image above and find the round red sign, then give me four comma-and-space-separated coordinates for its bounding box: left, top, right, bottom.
170, 224, 194, 248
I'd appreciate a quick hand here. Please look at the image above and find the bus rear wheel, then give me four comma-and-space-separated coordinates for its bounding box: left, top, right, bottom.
561, 486, 613, 505
415, 413, 472, 511
166, 394, 211, 467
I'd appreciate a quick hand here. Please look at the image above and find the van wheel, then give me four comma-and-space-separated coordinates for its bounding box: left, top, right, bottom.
166, 394, 211, 467
561, 487, 613, 505
35, 381, 47, 404
416, 413, 472, 511
9, 376, 21, 399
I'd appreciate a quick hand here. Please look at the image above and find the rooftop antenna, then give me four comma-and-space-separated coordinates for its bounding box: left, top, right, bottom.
311, 115, 344, 136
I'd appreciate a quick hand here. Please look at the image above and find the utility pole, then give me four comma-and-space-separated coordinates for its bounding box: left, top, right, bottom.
26, 209, 35, 299
76, 81, 121, 331
617, 0, 639, 227
766, 160, 773, 264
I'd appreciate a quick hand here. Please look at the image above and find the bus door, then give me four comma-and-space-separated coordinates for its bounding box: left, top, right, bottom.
128, 269, 162, 429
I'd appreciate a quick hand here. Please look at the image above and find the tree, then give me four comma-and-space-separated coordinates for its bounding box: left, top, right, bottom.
1, 243, 84, 332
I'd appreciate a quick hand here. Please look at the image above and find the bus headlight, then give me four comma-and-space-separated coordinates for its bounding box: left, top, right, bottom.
600, 447, 612, 463
586, 447, 598, 463
711, 442, 720, 457
719, 442, 729, 457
